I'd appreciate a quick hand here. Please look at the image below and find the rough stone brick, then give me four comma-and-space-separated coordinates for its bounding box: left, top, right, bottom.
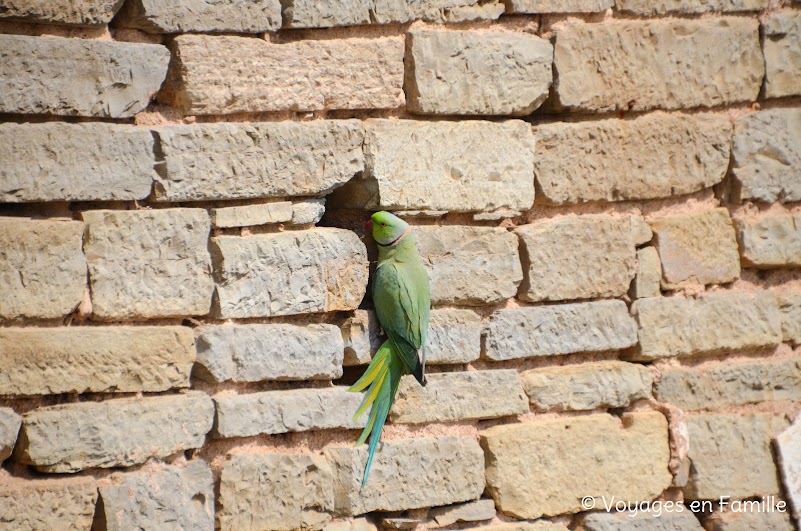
522, 361, 653, 412
649, 209, 741, 289
0, 35, 169, 118
708, 510, 794, 531
515, 216, 637, 302
324, 519, 377, 531
162, 35, 404, 115
735, 215, 801, 268
211, 229, 367, 318
220, 454, 334, 531
533, 114, 732, 204
631, 292, 782, 360
97, 461, 214, 531
326, 437, 484, 515
391, 370, 529, 424
292, 199, 326, 225
0, 408, 21, 462
0, 123, 154, 202
505, 0, 613, 12
342, 310, 382, 366
210, 202, 293, 228
631, 247, 662, 299
214, 387, 364, 438
776, 419, 801, 524
479, 525, 568, 531
655, 357, 801, 410
730, 109, 801, 203
0, 326, 195, 395
83, 209, 213, 320
684, 413, 788, 499
152, 121, 363, 202
553, 19, 763, 112
195, 323, 344, 383
0, 0, 122, 25
330, 119, 535, 213
19, 392, 214, 473
0, 218, 86, 320
0, 477, 97, 531
481, 412, 671, 519
764, 13, 801, 99
578, 511, 703, 530
484, 301, 638, 360
429, 499, 496, 527
116, 0, 281, 33
617, 0, 767, 14
405, 30, 553, 116
413, 226, 522, 305
777, 290, 801, 345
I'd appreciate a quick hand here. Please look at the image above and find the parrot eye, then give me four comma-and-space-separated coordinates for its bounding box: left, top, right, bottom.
380, 223, 386, 227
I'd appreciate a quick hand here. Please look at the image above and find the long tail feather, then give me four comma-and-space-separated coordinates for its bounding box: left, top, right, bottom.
348, 346, 390, 393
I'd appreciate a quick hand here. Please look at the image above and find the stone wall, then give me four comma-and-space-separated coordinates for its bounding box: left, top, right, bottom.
0, 1, 800, 530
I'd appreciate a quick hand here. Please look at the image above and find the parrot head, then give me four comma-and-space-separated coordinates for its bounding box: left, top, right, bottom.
367, 211, 410, 246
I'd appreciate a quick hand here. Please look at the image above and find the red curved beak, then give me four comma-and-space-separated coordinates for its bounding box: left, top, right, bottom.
365, 219, 374, 235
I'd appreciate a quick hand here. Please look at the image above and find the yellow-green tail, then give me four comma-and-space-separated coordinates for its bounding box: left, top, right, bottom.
348, 339, 405, 489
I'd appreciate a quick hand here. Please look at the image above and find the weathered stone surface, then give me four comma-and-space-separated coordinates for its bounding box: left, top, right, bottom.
484, 301, 638, 360
730, 109, 801, 203
406, 30, 553, 116
505, 0, 613, 12
0, 0, 122, 25
117, 0, 281, 32
764, 13, 801, 99
0, 123, 154, 202
631, 247, 661, 299
153, 121, 364, 201
98, 461, 214, 531
163, 35, 404, 114
413, 226, 522, 305
0, 477, 97, 531
0, 408, 21, 462
331, 119, 535, 212
324, 518, 377, 531
735, 215, 801, 268
342, 310, 382, 366
708, 510, 794, 531
83, 209, 213, 320
533, 114, 732, 204
19, 392, 214, 473
195, 323, 344, 383
777, 290, 801, 344
326, 437, 484, 515
578, 511, 703, 530
0, 326, 195, 395
631, 292, 782, 360
655, 357, 801, 410
482, 412, 671, 519
776, 418, 801, 524
429, 499, 496, 527
292, 199, 326, 225
516, 215, 637, 302
0, 218, 86, 320
522, 361, 652, 412
684, 413, 788, 499
211, 229, 367, 318
391, 370, 528, 423
649, 209, 740, 288
214, 387, 364, 438
211, 202, 293, 228
0, 35, 169, 117
553, 19, 763, 112
478, 524, 568, 531
617, 0, 767, 14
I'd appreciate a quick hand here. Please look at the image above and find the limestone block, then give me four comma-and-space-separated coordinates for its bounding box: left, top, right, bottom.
684, 413, 788, 499
162, 35, 404, 114
731, 108, 801, 203
505, 0, 613, 12
777, 290, 801, 344
649, 209, 740, 288
324, 519, 377, 531
98, 461, 214, 531
515, 216, 637, 302
708, 510, 794, 531
631, 292, 782, 359
391, 370, 529, 424
210, 202, 293, 228
0, 123, 154, 202
83, 209, 213, 320
776, 419, 801, 524
617, 0, 767, 14
0, 326, 195, 395
153, 121, 363, 201
342, 310, 382, 366
534, 114, 732, 204
484, 301, 638, 360
19, 392, 214, 473
764, 13, 801, 98
214, 387, 364, 438
292, 199, 326, 225
553, 18, 763, 112
195, 323, 344, 383
522, 361, 653, 412
406, 30, 553, 116
117, 0, 281, 33
0, 478, 97, 531
0, 218, 86, 320
429, 499, 496, 527
0, 408, 21, 462
735, 215, 801, 268
578, 511, 703, 530
211, 229, 367, 318
330, 119, 535, 212
631, 247, 662, 299
0, 35, 169, 117
326, 437, 484, 515
0, 0, 122, 25
478, 524, 568, 531
481, 412, 671, 519
655, 357, 801, 410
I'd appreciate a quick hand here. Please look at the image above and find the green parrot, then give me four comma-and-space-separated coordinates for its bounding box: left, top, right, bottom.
348, 211, 430, 488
